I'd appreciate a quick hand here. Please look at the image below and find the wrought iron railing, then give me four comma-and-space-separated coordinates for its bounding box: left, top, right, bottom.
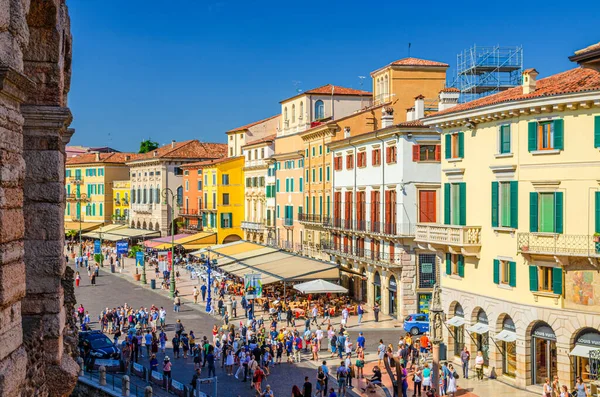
298, 213, 324, 224
241, 221, 265, 231
179, 208, 200, 216
518, 233, 600, 257
68, 176, 84, 184
415, 223, 482, 246
322, 244, 405, 266
284, 218, 294, 227
323, 217, 415, 236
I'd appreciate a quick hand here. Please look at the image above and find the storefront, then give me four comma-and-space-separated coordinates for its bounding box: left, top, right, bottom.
569, 328, 600, 382
388, 276, 397, 316
467, 309, 490, 366
494, 316, 517, 377
531, 322, 557, 385
373, 271, 381, 304
446, 303, 465, 357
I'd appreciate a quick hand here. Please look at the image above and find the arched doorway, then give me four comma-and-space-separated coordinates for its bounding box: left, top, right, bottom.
447, 302, 465, 358
388, 275, 397, 316
373, 271, 381, 304
531, 321, 557, 385
348, 268, 356, 299
495, 314, 517, 378
360, 268, 367, 302
468, 308, 490, 366
223, 234, 242, 244
570, 328, 600, 382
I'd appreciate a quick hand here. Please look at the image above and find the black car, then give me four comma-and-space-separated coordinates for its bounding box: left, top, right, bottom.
78, 330, 120, 359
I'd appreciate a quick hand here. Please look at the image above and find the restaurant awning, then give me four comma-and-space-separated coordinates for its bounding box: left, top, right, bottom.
467, 322, 490, 334
81, 224, 127, 239
153, 232, 217, 250
494, 329, 517, 343
99, 228, 161, 241
64, 221, 103, 232
446, 316, 466, 327
569, 344, 598, 358
144, 234, 191, 248
294, 279, 348, 294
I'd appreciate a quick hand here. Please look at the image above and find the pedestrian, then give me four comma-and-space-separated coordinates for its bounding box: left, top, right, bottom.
357, 303, 364, 325
413, 365, 423, 397
553, 375, 561, 397
575, 376, 589, 397
90, 271, 96, 286
174, 295, 181, 312
460, 346, 470, 379
144, 330, 152, 358
159, 329, 167, 353
336, 361, 347, 396
172, 334, 180, 359
447, 364, 457, 397
232, 297, 237, 317
422, 363, 432, 392
543, 378, 552, 397
190, 368, 202, 392
373, 302, 380, 322
75, 271, 80, 287
377, 339, 385, 367
560, 385, 570, 397
193, 286, 199, 304
302, 375, 313, 397
321, 360, 330, 393
200, 283, 207, 301
400, 363, 409, 397
475, 351, 484, 380
253, 367, 265, 394
316, 366, 326, 397
150, 354, 158, 373
205, 347, 216, 377
162, 356, 172, 379
262, 384, 274, 397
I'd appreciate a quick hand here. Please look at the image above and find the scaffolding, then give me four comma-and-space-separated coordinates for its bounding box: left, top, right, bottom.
456, 45, 523, 103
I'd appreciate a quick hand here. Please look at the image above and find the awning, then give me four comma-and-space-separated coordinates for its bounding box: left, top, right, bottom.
64, 222, 103, 232
467, 322, 490, 334
99, 228, 161, 241
446, 316, 466, 327
82, 224, 127, 239
153, 232, 217, 250
182, 243, 214, 250
294, 279, 348, 294
569, 344, 598, 358
144, 234, 191, 248
494, 329, 517, 343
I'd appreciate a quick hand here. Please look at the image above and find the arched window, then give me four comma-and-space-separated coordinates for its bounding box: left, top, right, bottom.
116, 208, 121, 216
149, 185, 153, 204
176, 186, 183, 207
284, 107, 288, 122
299, 101, 304, 120
137, 187, 141, 204
384, 75, 389, 98
131, 188, 136, 203
292, 104, 296, 123
116, 192, 120, 201
315, 100, 324, 120
155, 186, 160, 204
143, 186, 147, 204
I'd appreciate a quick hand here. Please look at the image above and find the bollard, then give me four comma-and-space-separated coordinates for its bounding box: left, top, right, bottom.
144, 385, 153, 397
76, 357, 84, 376
122, 375, 130, 396
99, 365, 107, 386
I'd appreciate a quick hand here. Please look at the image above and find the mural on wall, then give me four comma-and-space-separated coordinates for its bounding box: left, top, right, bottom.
565, 271, 597, 309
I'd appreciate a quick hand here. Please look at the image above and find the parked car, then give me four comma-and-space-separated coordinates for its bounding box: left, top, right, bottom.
403, 313, 429, 335
78, 330, 120, 359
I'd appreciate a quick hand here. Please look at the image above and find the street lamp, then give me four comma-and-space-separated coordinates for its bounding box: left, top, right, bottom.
162, 187, 178, 298
200, 251, 218, 313
66, 192, 91, 256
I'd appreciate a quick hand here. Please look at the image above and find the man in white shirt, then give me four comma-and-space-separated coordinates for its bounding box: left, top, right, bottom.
341, 307, 349, 327
159, 308, 167, 328
311, 306, 319, 326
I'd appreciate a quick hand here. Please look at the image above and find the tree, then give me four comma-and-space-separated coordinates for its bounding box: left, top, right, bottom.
65, 229, 78, 241
139, 139, 159, 154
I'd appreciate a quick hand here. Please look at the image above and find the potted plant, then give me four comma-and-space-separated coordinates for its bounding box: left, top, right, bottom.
594, 233, 600, 243
521, 245, 529, 252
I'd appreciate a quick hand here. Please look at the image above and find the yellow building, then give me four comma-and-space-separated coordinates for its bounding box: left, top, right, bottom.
196, 156, 245, 244
112, 180, 130, 224
419, 44, 600, 390
65, 153, 135, 232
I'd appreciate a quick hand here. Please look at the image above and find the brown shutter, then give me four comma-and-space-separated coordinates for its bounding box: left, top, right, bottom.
435, 144, 441, 161
412, 145, 420, 161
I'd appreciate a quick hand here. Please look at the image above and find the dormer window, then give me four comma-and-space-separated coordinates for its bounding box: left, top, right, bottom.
315, 100, 324, 120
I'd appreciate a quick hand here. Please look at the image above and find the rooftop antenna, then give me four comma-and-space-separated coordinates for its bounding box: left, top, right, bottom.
408, 42, 412, 57
358, 76, 366, 108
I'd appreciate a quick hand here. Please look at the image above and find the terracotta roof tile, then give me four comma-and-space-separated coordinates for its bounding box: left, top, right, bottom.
303, 84, 371, 96
226, 115, 280, 133
241, 134, 277, 148
391, 57, 449, 67
66, 152, 139, 165
130, 140, 227, 162
440, 87, 460, 93
183, 156, 242, 169
574, 42, 600, 56
397, 120, 428, 128
428, 67, 600, 118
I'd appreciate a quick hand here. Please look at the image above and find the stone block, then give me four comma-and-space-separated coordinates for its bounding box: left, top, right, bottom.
0, 186, 23, 208
0, 0, 9, 30
23, 202, 61, 240
24, 239, 63, 259
0, 208, 24, 243
21, 293, 62, 315
0, 345, 26, 395
0, 320, 23, 362
0, 126, 23, 152
0, 259, 26, 306
24, 181, 63, 203
46, 355, 79, 397
22, 150, 63, 182
0, 301, 21, 335
24, 273, 60, 295
0, 148, 25, 186
0, 240, 24, 264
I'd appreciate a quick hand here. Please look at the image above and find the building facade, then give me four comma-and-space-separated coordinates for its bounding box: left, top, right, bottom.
419, 46, 600, 389
180, 163, 203, 233
127, 140, 227, 236
226, 115, 280, 157
112, 180, 131, 224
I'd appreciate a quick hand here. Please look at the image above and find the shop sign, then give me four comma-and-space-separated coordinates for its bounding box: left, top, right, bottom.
503, 317, 516, 332
477, 310, 489, 325
135, 251, 144, 267
576, 332, 600, 347
244, 273, 263, 299
454, 304, 464, 317
418, 293, 431, 314
421, 263, 433, 274
94, 240, 101, 254
116, 241, 128, 255
533, 324, 556, 341
389, 278, 397, 291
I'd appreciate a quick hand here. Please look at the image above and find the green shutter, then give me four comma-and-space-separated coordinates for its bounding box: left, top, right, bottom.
529, 192, 539, 232
291, 178, 295, 192
276, 180, 280, 192
445, 253, 451, 275
444, 183, 451, 225
277, 205, 280, 218
528, 121, 538, 151
445, 134, 451, 159
529, 266, 538, 291
552, 267, 563, 295
299, 178, 303, 192
509, 261, 516, 287
493, 259, 500, 284
457, 255, 464, 277
459, 182, 466, 226
554, 191, 563, 234
458, 132, 465, 158
595, 116, 600, 148
553, 119, 564, 150
595, 191, 600, 233
510, 181, 519, 229
491, 182, 499, 227
220, 213, 224, 228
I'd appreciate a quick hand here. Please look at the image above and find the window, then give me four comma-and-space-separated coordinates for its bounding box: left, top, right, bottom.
222, 193, 230, 205
197, 181, 202, 190
445, 132, 464, 159
229, 148, 233, 156
491, 181, 518, 228
444, 183, 466, 226
528, 120, 564, 152
204, 174, 208, 186
530, 192, 563, 233
386, 146, 397, 164
529, 266, 563, 295
276, 179, 280, 192
259, 177, 265, 186
184, 170, 189, 176
299, 102, 304, 120
312, 147, 316, 157
229, 135, 233, 141
334, 156, 343, 171
312, 169, 316, 182
212, 173, 216, 185
315, 100, 324, 120
493, 259, 516, 287
499, 125, 511, 154
346, 154, 354, 170
284, 107, 288, 122
418, 254, 437, 289
445, 253, 464, 277
212, 192, 216, 209
326, 166, 330, 181
292, 104, 296, 123
413, 144, 441, 162
155, 187, 160, 204
185, 180, 189, 191
221, 174, 229, 185
220, 213, 232, 228
319, 145, 322, 155
252, 177, 258, 187
174, 167, 183, 176
299, 178, 303, 192
149, 186, 153, 204
319, 167, 322, 182
372, 149, 381, 166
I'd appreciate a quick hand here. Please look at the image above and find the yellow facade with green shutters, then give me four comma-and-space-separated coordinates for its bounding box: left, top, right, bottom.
419, 61, 600, 390
111, 180, 131, 223
199, 156, 245, 244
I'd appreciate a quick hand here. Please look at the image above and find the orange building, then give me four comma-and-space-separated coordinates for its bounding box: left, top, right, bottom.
180, 163, 203, 233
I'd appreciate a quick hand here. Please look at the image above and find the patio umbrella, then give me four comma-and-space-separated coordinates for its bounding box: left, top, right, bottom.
293, 279, 348, 294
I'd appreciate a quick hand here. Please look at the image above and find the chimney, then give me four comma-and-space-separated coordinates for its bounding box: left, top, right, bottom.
438, 88, 460, 111
414, 95, 425, 120
171, 140, 176, 148
344, 127, 351, 138
522, 68, 539, 95
125, 155, 131, 161
95, 152, 100, 162
406, 107, 415, 122
153, 150, 158, 157
381, 107, 394, 128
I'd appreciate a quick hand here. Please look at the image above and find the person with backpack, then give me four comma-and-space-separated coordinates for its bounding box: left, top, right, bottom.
336, 361, 348, 397
336, 332, 346, 359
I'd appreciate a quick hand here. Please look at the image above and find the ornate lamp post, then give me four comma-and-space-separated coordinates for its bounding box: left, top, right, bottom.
66, 192, 91, 256
201, 251, 218, 313
162, 188, 178, 298
430, 284, 444, 396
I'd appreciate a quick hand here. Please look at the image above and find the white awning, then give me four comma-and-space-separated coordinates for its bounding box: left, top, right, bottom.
494, 329, 517, 343
293, 279, 348, 294
569, 344, 598, 358
446, 316, 465, 327
467, 322, 489, 334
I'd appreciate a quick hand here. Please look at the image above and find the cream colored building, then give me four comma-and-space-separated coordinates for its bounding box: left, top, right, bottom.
227, 115, 280, 157
419, 44, 600, 390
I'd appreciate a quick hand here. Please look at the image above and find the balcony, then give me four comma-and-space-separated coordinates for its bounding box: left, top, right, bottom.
322, 244, 405, 267
71, 215, 83, 222
66, 193, 90, 203
323, 218, 415, 237
298, 213, 325, 226
132, 204, 153, 214
112, 216, 129, 225
241, 221, 266, 232
518, 233, 600, 266
180, 208, 200, 217
244, 159, 267, 168
415, 223, 482, 258
68, 176, 84, 185
284, 218, 294, 227
180, 224, 201, 234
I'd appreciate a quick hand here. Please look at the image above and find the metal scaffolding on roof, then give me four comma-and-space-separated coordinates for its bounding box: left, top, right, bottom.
456, 45, 523, 103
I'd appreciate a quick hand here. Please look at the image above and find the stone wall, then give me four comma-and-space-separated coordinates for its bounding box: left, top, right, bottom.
0, 1, 77, 396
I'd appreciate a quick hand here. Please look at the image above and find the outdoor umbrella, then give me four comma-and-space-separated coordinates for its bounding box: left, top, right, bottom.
293, 279, 348, 294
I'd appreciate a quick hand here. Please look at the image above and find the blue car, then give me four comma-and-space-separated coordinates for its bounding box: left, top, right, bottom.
403, 313, 429, 335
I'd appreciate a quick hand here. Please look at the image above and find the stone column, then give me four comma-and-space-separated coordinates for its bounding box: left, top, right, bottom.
380, 269, 389, 315
0, 66, 30, 397
400, 249, 417, 317
515, 334, 528, 388
21, 104, 78, 396
366, 265, 375, 306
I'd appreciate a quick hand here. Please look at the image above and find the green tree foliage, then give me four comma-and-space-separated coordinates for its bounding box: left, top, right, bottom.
139, 139, 159, 154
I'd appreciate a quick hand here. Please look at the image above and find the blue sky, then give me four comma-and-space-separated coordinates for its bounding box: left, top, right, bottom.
68, 0, 598, 152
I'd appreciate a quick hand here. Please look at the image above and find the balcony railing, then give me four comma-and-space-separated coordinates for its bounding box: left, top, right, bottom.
298, 213, 324, 225
241, 221, 265, 232
112, 216, 129, 224
68, 176, 84, 185
180, 208, 200, 217
415, 223, 482, 246
66, 194, 90, 203
322, 244, 404, 267
323, 218, 415, 236
284, 218, 294, 227
132, 204, 153, 214
518, 233, 600, 257
180, 224, 201, 234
